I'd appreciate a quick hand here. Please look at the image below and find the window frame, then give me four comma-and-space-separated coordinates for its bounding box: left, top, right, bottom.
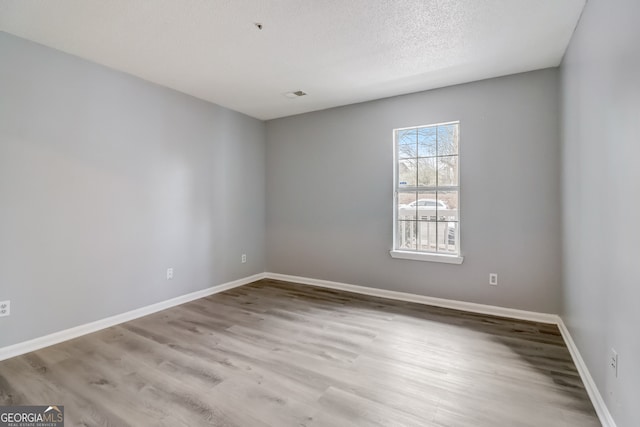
390, 121, 464, 264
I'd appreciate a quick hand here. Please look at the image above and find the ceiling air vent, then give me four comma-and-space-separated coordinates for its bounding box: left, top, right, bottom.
283, 90, 307, 99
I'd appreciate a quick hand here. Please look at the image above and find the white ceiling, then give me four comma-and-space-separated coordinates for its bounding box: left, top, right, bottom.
0, 0, 585, 120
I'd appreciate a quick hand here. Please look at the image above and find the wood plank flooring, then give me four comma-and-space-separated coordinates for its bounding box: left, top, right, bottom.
0, 279, 600, 426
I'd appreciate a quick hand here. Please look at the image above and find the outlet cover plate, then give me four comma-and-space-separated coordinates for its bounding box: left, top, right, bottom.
610, 348, 618, 378
0, 300, 10, 317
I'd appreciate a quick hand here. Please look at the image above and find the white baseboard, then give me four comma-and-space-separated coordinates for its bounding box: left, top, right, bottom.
264, 272, 559, 324
0, 270, 617, 427
0, 272, 266, 362
557, 319, 617, 427
264, 271, 616, 427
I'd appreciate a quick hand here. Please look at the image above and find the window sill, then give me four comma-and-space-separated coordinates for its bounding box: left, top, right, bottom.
389, 250, 464, 264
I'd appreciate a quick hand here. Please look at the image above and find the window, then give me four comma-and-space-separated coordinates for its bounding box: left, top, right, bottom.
390, 121, 463, 264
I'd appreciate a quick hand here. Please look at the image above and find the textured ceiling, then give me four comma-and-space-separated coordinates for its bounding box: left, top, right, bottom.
0, 0, 585, 120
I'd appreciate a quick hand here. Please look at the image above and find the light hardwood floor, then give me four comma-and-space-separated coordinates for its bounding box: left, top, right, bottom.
0, 279, 600, 426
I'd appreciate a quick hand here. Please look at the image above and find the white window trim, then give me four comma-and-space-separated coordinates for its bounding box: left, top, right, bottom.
389, 250, 464, 264
391, 121, 462, 264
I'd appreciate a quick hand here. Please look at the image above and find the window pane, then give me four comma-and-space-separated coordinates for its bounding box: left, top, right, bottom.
417, 158, 437, 187
437, 191, 459, 222
396, 221, 416, 250
417, 221, 437, 251
397, 129, 417, 159
398, 144, 415, 159
437, 156, 458, 186
417, 127, 437, 157
397, 192, 417, 220
398, 159, 417, 187
437, 222, 459, 254
416, 191, 437, 221
437, 124, 458, 155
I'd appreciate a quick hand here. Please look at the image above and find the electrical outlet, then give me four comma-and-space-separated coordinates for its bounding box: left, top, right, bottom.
241, 254, 247, 264
489, 273, 498, 286
0, 300, 10, 317
166, 268, 174, 280
610, 348, 618, 378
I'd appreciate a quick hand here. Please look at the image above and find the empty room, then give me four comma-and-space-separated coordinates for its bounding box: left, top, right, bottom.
0, 0, 638, 426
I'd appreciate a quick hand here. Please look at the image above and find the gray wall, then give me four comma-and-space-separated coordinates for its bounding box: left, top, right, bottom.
0, 32, 266, 348
266, 68, 562, 313
561, 0, 640, 425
